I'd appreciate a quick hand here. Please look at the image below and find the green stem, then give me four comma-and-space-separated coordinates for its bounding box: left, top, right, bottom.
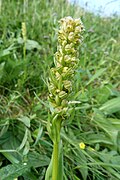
52, 141, 59, 180
23, 42, 27, 80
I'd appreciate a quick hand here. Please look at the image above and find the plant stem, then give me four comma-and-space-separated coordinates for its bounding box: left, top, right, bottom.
52, 141, 59, 180
23, 42, 27, 82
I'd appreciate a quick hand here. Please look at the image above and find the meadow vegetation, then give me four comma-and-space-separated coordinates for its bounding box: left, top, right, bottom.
0, 0, 120, 179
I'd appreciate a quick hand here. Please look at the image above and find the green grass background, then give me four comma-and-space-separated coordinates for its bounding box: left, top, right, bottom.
0, 0, 120, 179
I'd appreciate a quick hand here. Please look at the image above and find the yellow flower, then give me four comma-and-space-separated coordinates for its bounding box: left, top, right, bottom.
79, 142, 86, 150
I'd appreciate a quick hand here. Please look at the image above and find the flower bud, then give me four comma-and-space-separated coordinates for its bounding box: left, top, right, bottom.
58, 91, 67, 99
61, 99, 68, 107
63, 80, 72, 91
55, 95, 61, 106
68, 32, 74, 41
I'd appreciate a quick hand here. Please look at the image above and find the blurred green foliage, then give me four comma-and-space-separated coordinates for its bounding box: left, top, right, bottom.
0, 0, 120, 179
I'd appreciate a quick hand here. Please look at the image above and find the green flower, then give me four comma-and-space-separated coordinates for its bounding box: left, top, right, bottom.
48, 16, 84, 120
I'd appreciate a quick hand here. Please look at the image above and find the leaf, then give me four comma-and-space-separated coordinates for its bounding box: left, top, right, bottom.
32, 126, 43, 146
87, 133, 113, 146
0, 131, 22, 163
75, 150, 88, 180
22, 171, 38, 180
23, 141, 30, 156
45, 155, 53, 180
0, 163, 30, 180
96, 85, 111, 104
86, 68, 106, 85
26, 39, 41, 50
62, 131, 88, 180
99, 97, 120, 114
0, 62, 5, 80
17, 37, 41, 50
0, 44, 16, 59
34, 92, 50, 109
117, 131, 120, 153
28, 151, 50, 168
0, 120, 9, 138
110, 155, 120, 165
93, 109, 118, 145
1, 152, 20, 164
107, 118, 120, 130
17, 116, 30, 128
17, 128, 28, 151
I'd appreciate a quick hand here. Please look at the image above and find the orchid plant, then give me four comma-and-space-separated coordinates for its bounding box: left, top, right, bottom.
45, 16, 84, 180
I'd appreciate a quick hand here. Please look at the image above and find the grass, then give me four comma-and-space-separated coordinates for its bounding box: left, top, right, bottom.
0, 0, 120, 179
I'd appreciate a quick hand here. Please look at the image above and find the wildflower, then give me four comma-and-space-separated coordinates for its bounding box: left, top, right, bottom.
48, 16, 84, 121
79, 142, 86, 150
46, 16, 84, 180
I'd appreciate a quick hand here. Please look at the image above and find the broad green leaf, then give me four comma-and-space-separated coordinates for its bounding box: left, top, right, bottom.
0, 131, 21, 163
1, 152, 20, 164
28, 151, 50, 168
87, 133, 113, 146
0, 49, 10, 58
22, 171, 38, 180
0, 163, 30, 180
99, 97, 120, 114
17, 37, 41, 50
26, 39, 41, 50
17, 116, 30, 128
0, 120, 9, 138
107, 118, 120, 129
96, 85, 111, 104
93, 109, 119, 145
110, 155, 120, 165
86, 68, 106, 85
